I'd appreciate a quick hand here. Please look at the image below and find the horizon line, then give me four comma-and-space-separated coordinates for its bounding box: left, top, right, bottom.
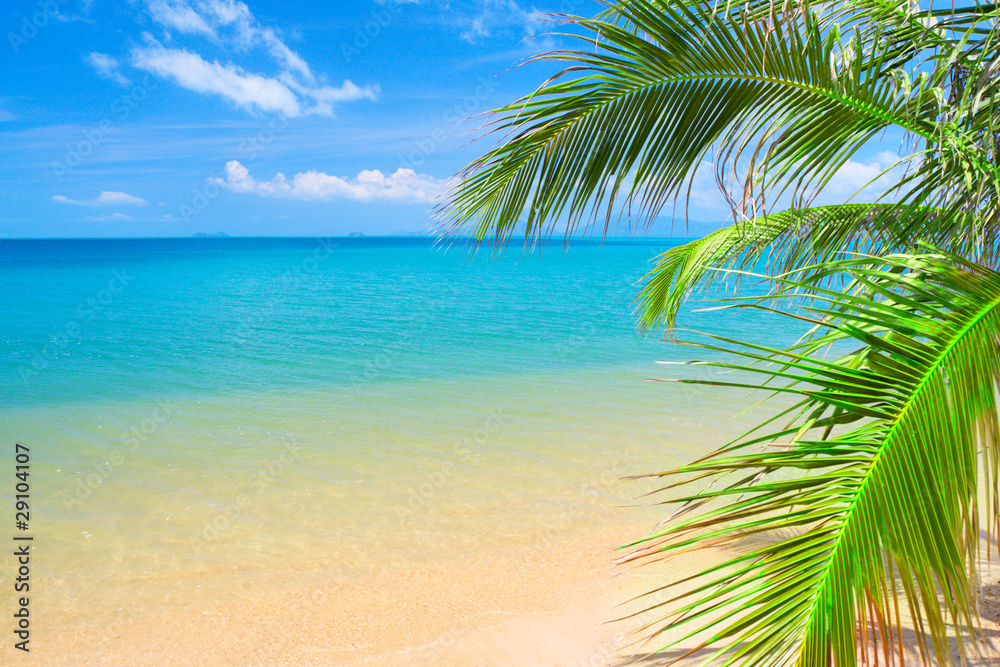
0, 234, 705, 241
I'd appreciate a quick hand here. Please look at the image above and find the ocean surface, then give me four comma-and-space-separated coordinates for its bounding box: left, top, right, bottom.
0, 237, 797, 637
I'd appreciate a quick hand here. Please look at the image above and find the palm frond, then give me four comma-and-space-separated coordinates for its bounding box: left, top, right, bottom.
624, 250, 1000, 666
439, 0, 946, 245
634, 203, 953, 332
633, 202, 1000, 332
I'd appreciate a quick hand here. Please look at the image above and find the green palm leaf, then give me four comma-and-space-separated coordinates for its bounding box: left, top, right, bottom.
439, 0, 946, 245
441, 1, 1000, 664
624, 250, 1000, 666
443, 0, 1000, 334
634, 203, 943, 332
634, 203, 999, 332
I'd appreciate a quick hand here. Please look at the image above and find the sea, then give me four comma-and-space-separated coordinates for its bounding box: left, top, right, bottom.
0, 236, 796, 638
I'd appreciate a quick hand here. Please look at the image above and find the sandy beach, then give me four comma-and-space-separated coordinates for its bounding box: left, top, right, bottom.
8, 0, 1000, 663
34, 521, 1000, 666
39, 522, 655, 665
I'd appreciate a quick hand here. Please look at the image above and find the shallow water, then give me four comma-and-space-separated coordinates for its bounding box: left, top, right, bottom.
0, 237, 798, 635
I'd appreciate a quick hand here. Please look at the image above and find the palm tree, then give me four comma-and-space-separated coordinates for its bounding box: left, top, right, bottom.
441, 1, 1000, 665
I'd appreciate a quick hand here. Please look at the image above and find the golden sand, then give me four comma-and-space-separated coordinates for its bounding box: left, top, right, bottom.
34, 524, 1000, 665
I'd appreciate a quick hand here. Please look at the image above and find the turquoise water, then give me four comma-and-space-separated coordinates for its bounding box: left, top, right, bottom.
0, 237, 796, 633
1, 237, 779, 404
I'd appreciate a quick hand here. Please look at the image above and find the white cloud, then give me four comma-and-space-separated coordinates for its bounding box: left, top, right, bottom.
132, 44, 304, 115
675, 149, 909, 220
459, 0, 546, 45
684, 160, 731, 212
84, 212, 135, 222
152, 0, 313, 79
820, 151, 905, 202
461, 17, 489, 44
54, 10, 94, 23
134, 0, 375, 116
279, 74, 377, 116
131, 39, 376, 117
202, 0, 314, 81
148, 0, 214, 35
53, 191, 150, 207
522, 9, 547, 36
87, 52, 130, 86
210, 160, 446, 203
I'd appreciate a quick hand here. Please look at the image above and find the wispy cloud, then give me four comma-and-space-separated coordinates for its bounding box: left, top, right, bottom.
0, 91, 18, 124
461, 17, 490, 43
150, 0, 313, 78
679, 150, 909, 218
458, 0, 548, 45
818, 151, 906, 203
210, 160, 445, 202
148, 0, 215, 35
131, 44, 302, 115
83, 212, 135, 222
133, 0, 376, 116
87, 52, 131, 86
53, 191, 149, 206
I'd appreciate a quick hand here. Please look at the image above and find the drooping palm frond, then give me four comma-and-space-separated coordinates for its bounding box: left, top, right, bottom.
442, 0, 1000, 335
633, 203, 943, 331
439, 0, 949, 246
440, 1, 1000, 664
622, 250, 1000, 666
633, 202, 1000, 332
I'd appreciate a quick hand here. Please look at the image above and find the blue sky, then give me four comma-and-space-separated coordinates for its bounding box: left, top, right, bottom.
0, 0, 903, 238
